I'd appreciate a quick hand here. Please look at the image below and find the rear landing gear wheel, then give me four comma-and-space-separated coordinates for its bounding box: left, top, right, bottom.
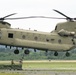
24, 49, 30, 54
66, 52, 70, 57
54, 51, 58, 56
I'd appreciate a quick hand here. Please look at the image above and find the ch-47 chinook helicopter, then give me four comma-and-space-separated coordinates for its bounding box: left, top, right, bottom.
0, 9, 76, 57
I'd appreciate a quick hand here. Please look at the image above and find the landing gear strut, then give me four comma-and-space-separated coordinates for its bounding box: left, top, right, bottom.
54, 51, 58, 56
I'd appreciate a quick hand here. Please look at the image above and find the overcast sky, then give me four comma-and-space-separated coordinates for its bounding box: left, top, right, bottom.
0, 0, 76, 32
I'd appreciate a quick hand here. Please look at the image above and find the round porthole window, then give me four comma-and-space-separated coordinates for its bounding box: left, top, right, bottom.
58, 39, 61, 43
34, 36, 38, 40
46, 39, 49, 42
22, 35, 26, 39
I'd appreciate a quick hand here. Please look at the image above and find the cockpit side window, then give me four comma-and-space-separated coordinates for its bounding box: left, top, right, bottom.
8, 33, 13, 38
0, 32, 2, 39
55, 26, 57, 30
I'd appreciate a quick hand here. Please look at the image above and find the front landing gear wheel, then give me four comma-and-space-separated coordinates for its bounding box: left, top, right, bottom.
54, 51, 58, 56
14, 49, 19, 54
66, 52, 70, 57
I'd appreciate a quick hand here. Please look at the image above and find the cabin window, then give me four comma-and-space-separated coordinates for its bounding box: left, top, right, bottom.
46, 39, 49, 42
8, 33, 13, 38
51, 39, 55, 41
22, 35, 26, 39
34, 36, 38, 40
58, 39, 61, 44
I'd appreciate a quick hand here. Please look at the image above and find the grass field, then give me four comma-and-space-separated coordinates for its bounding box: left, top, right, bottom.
0, 60, 76, 75
0, 73, 21, 75
0, 60, 76, 69
23, 60, 76, 70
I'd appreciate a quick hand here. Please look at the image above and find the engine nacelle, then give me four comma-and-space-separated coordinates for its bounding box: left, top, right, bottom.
58, 29, 75, 36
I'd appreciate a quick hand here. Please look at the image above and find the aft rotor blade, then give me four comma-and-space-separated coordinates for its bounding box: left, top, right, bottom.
37, 16, 66, 19
53, 9, 72, 21
53, 9, 69, 18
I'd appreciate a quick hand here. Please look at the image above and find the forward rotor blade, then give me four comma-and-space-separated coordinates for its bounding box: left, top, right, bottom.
74, 18, 76, 20
5, 16, 66, 20
3, 13, 17, 18
5, 16, 39, 20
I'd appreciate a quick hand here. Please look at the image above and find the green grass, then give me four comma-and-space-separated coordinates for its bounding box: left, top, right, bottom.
0, 60, 76, 71
0, 60, 76, 75
22, 60, 76, 70
0, 60, 76, 69
0, 73, 21, 75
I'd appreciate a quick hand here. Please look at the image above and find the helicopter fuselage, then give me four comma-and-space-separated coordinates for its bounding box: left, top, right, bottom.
0, 27, 74, 52
0, 9, 76, 56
